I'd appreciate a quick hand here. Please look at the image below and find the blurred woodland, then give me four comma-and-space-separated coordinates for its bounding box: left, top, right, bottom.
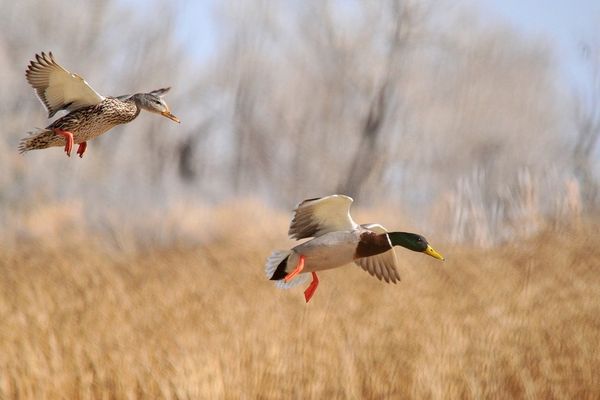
0, 0, 599, 245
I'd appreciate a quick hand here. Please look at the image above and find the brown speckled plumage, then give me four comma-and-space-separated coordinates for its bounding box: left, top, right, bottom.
19, 98, 140, 153
20, 52, 179, 156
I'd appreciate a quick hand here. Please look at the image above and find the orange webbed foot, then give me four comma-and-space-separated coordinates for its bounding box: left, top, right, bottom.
284, 255, 305, 283
77, 142, 87, 158
304, 272, 319, 303
54, 128, 74, 157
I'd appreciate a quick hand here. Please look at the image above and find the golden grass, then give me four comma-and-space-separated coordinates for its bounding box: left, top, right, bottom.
0, 206, 599, 399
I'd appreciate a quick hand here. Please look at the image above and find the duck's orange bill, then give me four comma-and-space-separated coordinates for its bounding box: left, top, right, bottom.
161, 111, 180, 123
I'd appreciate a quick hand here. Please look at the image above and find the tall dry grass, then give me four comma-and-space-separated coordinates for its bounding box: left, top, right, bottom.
0, 204, 599, 399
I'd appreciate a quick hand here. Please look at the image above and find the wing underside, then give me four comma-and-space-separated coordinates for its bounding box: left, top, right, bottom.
288, 195, 358, 239
25, 51, 104, 118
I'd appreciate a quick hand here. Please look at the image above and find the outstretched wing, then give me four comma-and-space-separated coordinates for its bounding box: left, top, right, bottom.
114, 88, 170, 101
25, 51, 104, 118
288, 195, 359, 239
114, 94, 134, 101
354, 223, 401, 283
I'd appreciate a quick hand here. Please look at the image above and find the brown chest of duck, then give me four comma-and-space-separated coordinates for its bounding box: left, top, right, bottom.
354, 230, 395, 258
20, 52, 179, 158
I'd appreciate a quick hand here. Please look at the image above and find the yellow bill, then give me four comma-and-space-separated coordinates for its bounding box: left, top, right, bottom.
424, 244, 445, 261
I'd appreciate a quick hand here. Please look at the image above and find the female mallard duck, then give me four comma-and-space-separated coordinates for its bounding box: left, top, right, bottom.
265, 195, 445, 302
19, 52, 179, 158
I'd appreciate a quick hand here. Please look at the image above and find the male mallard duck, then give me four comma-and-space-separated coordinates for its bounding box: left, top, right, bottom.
265, 195, 444, 302
19, 52, 179, 157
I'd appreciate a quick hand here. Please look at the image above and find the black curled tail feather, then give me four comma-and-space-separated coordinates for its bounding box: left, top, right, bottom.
270, 256, 289, 281
265, 250, 290, 280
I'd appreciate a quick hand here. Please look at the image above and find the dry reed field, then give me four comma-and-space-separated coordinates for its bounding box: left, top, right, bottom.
0, 204, 599, 399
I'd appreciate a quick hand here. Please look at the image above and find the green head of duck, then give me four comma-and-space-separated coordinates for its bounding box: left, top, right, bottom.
387, 232, 445, 261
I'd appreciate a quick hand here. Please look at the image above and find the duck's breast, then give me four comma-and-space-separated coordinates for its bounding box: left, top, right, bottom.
291, 231, 360, 272
49, 98, 139, 143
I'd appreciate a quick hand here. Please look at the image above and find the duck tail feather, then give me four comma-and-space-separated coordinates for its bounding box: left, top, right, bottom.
275, 272, 310, 289
264, 250, 309, 289
265, 250, 290, 280
18, 128, 55, 153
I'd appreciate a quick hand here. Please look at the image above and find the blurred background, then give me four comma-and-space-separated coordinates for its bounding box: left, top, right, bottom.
1, 0, 598, 246
1, 1, 599, 398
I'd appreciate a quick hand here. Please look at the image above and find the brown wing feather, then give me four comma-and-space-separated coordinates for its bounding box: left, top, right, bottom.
355, 250, 401, 283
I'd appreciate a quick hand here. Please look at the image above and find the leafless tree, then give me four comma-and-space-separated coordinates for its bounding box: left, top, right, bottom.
572, 42, 600, 210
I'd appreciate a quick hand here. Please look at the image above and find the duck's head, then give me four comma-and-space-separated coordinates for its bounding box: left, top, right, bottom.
387, 232, 445, 261
135, 88, 180, 123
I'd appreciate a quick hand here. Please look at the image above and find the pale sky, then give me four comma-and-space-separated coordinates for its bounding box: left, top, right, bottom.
478, 0, 600, 87
169, 0, 600, 88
